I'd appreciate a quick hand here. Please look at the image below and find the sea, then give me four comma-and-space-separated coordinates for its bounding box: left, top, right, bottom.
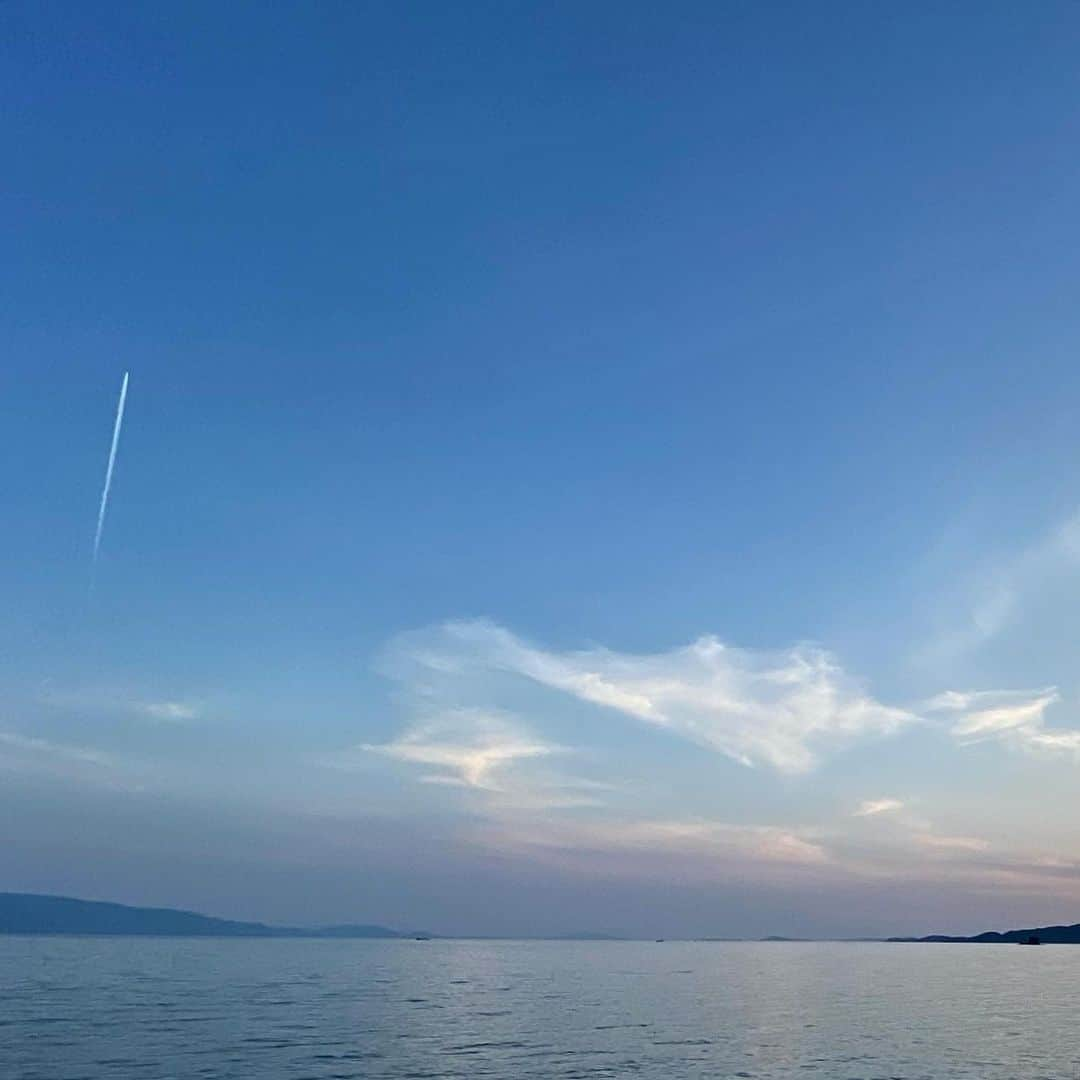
2, 936, 1079, 1079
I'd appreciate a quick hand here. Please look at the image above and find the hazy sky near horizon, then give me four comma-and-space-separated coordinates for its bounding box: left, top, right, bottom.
5, 2, 1080, 938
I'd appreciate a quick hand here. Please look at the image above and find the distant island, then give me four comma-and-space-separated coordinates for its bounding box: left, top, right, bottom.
890, 921, 1080, 944
8, 892, 1079, 944
553, 931, 625, 941
0, 893, 422, 938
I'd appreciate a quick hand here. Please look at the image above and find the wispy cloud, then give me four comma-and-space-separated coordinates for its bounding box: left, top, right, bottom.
846, 798, 990, 860
39, 687, 201, 724
470, 805, 1057, 894
361, 708, 558, 791
472, 817, 832, 884
854, 798, 904, 817
913, 833, 991, 853
0, 730, 112, 767
337, 707, 603, 809
385, 620, 913, 774
923, 510, 1080, 663
344, 619, 1080, 897
139, 701, 201, 722
605, 820, 830, 864
927, 687, 1080, 759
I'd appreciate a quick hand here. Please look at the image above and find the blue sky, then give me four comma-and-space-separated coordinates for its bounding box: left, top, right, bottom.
4, 2, 1080, 937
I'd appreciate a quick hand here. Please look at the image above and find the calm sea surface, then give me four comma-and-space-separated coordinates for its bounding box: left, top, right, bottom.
2, 937, 1079, 1079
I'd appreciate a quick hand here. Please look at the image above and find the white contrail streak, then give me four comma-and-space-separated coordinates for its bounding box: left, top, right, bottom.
92, 371, 129, 566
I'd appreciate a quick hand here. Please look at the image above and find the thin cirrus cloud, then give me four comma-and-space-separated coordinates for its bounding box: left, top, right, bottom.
470, 816, 1023, 888
351, 619, 1080, 888
926, 687, 1080, 758
0, 730, 114, 777
913, 833, 991, 853
924, 509, 1080, 663
361, 708, 558, 791
471, 818, 832, 883
0, 730, 151, 793
139, 701, 201, 722
352, 708, 606, 809
38, 686, 201, 723
853, 798, 905, 817
381, 619, 914, 775
592, 820, 830, 865
846, 799, 992, 860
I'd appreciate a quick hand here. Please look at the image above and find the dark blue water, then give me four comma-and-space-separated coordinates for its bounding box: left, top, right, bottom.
3, 937, 1079, 1079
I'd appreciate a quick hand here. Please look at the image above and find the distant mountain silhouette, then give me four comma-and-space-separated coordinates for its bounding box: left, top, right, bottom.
890, 921, 1080, 944
0, 893, 413, 938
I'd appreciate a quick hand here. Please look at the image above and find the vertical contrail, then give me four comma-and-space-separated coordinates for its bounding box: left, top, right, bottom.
92, 371, 129, 567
